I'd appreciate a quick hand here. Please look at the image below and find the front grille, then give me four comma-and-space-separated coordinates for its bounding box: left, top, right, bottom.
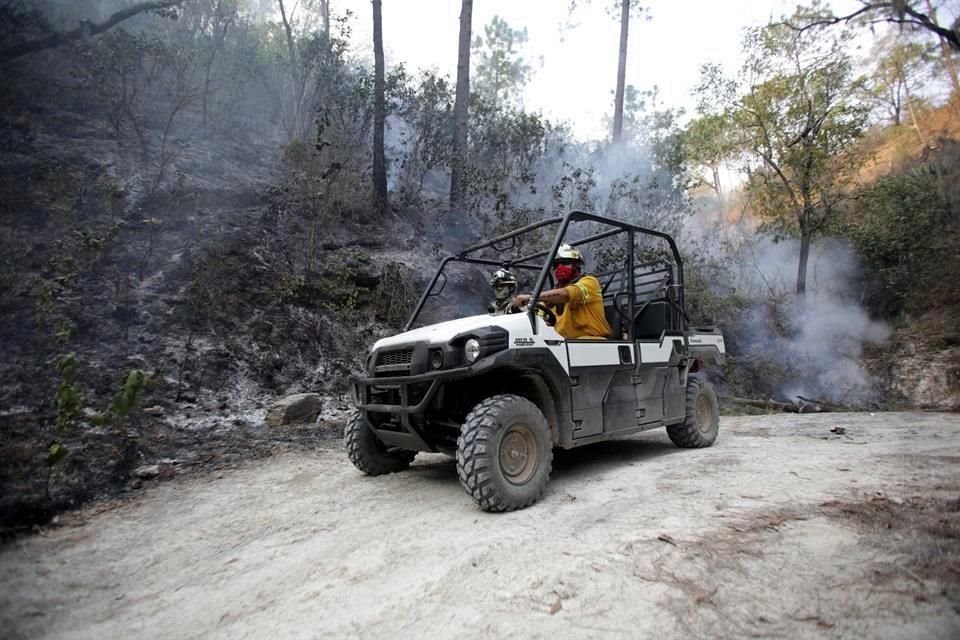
375, 347, 414, 375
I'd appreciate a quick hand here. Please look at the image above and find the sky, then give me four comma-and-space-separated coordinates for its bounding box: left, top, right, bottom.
342, 0, 826, 140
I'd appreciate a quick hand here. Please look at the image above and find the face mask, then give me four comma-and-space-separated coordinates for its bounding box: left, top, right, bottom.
554, 264, 576, 285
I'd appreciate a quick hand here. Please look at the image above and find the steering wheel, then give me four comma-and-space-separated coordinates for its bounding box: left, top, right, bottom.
532, 301, 557, 327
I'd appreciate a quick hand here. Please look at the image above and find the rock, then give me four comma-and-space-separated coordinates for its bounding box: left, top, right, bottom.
134, 465, 160, 479
266, 393, 323, 427
887, 346, 960, 411
143, 406, 164, 416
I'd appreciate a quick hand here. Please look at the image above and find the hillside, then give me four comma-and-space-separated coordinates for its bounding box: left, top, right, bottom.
1, 0, 959, 534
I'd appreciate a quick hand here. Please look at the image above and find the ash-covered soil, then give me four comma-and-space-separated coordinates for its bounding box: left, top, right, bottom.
0, 398, 353, 534
2, 412, 959, 640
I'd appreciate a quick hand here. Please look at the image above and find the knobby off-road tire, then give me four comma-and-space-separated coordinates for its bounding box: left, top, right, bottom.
344, 411, 416, 475
667, 376, 720, 448
457, 394, 553, 512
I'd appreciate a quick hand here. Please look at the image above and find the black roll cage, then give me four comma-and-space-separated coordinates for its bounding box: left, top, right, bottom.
405, 210, 686, 337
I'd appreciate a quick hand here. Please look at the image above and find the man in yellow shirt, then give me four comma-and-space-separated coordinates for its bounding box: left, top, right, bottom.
512, 244, 612, 340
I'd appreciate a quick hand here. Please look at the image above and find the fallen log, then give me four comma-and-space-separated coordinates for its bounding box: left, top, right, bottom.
730, 397, 831, 414
731, 397, 798, 412
796, 395, 848, 412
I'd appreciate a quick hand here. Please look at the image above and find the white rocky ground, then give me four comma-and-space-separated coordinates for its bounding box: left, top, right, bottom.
2, 412, 959, 640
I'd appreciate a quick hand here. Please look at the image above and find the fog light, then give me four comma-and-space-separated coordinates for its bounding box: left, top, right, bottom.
464, 338, 480, 363
430, 349, 444, 370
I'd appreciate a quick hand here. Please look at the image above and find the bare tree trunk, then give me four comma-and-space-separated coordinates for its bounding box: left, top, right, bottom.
202, 1, 233, 132
796, 226, 810, 299
321, 0, 331, 40
450, 0, 473, 214
712, 164, 725, 224
0, 0, 188, 61
904, 82, 929, 147
612, 0, 630, 143
925, 0, 960, 109
277, 0, 305, 141
712, 164, 723, 202
796, 193, 815, 299
372, 0, 387, 216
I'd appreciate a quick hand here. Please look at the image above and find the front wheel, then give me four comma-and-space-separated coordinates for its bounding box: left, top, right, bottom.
344, 411, 416, 475
457, 394, 553, 512
667, 377, 720, 448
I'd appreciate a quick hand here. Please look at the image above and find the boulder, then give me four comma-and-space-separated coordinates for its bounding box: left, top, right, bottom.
134, 465, 160, 479
888, 346, 960, 411
266, 393, 323, 427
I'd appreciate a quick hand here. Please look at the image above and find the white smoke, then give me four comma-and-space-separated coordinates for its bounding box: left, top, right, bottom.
725, 236, 890, 406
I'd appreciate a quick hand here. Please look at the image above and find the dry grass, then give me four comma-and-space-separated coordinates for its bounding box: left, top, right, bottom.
819, 492, 960, 602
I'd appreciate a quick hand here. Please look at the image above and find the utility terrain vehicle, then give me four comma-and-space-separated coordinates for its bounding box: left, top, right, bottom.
347, 211, 725, 511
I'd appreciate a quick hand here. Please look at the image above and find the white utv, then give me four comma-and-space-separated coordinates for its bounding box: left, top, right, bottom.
347, 211, 726, 512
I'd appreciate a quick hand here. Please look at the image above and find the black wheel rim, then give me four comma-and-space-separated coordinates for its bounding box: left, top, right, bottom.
499, 424, 538, 484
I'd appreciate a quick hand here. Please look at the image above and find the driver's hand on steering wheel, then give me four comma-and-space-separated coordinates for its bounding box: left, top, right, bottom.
512, 293, 532, 309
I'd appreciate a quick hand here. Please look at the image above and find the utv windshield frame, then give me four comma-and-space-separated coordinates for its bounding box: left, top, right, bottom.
405, 210, 686, 337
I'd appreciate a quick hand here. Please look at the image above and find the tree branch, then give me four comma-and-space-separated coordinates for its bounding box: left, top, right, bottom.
0, 0, 188, 62
785, 1, 959, 51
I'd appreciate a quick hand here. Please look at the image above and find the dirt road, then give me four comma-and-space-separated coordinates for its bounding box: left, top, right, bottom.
2, 412, 959, 639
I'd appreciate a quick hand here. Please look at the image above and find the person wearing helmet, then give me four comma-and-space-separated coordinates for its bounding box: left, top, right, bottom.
488, 268, 519, 315
511, 244, 612, 339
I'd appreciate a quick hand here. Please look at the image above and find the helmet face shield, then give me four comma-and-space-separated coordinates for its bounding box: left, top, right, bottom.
493, 284, 515, 300
489, 268, 517, 295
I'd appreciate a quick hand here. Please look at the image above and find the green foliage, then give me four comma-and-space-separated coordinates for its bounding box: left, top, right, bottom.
395, 71, 454, 204
54, 353, 83, 434
75, 28, 156, 137
682, 112, 736, 196
372, 262, 418, 326
105, 369, 147, 423
471, 15, 531, 107
859, 33, 932, 126
737, 22, 870, 228
551, 163, 597, 213
841, 173, 949, 315
279, 247, 374, 316
33, 223, 120, 344
731, 10, 870, 295
462, 95, 551, 221
49, 352, 147, 475
45, 441, 67, 467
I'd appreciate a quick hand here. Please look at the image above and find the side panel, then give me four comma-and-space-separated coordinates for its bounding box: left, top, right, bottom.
603, 369, 637, 432
662, 363, 686, 423
688, 331, 726, 364
632, 365, 666, 425
637, 336, 685, 364
567, 340, 635, 439
568, 342, 630, 368
633, 335, 685, 425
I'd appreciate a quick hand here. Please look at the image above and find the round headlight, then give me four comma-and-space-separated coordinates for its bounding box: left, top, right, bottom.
430, 349, 444, 370
464, 338, 481, 363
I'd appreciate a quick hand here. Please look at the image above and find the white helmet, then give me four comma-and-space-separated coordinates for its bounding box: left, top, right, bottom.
555, 243, 583, 263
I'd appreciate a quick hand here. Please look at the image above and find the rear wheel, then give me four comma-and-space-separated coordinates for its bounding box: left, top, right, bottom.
457, 394, 553, 512
667, 377, 719, 448
345, 411, 416, 475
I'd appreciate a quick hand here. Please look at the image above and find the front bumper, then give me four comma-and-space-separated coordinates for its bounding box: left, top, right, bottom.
350, 360, 496, 451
